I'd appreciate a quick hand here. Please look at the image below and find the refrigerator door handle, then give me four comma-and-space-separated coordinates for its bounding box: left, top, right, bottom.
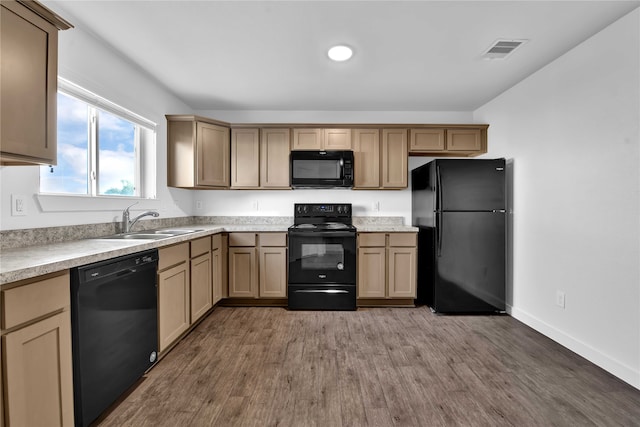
436, 211, 442, 257
436, 165, 442, 211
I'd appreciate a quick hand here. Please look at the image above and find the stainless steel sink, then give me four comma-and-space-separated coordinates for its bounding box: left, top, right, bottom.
99, 228, 204, 240
100, 233, 175, 240
151, 229, 203, 235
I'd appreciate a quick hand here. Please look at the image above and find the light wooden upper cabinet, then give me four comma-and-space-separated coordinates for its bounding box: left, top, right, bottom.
323, 128, 352, 149
292, 128, 322, 150
291, 128, 351, 150
352, 129, 380, 189
231, 128, 290, 189
231, 128, 260, 188
409, 127, 486, 156
381, 129, 408, 188
353, 128, 407, 189
447, 129, 482, 151
410, 129, 445, 152
166, 115, 230, 189
0, 0, 72, 166
260, 128, 291, 188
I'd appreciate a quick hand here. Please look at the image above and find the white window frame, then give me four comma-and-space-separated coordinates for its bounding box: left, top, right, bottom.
39, 78, 157, 204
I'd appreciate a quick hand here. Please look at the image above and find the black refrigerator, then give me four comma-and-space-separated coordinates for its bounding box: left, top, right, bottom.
412, 158, 506, 313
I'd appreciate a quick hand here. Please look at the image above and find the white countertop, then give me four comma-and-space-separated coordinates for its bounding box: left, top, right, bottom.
0, 223, 417, 286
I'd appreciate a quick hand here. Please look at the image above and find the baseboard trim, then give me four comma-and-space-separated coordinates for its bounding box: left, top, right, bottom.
507, 304, 640, 390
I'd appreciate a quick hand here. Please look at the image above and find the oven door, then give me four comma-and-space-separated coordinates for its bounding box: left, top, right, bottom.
288, 230, 356, 285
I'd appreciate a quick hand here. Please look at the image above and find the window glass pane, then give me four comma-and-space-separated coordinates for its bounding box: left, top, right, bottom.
97, 109, 137, 196
39, 93, 89, 194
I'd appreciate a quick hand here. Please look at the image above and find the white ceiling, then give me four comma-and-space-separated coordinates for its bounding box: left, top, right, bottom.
45, 0, 640, 112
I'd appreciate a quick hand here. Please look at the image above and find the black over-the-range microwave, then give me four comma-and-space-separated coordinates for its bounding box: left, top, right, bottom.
290, 150, 354, 188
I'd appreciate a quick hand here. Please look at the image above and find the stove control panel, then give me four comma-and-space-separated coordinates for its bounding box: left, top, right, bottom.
294, 203, 352, 218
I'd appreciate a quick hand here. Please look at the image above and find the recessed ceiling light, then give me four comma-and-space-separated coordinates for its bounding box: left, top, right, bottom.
328, 45, 353, 62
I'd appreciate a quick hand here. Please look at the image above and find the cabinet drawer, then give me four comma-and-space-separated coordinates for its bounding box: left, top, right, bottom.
190, 236, 211, 258
259, 233, 287, 247
388, 233, 417, 247
2, 271, 70, 330
159, 242, 189, 271
358, 233, 386, 247
229, 233, 257, 247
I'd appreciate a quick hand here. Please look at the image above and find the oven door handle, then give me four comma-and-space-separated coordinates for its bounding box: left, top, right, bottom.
293, 289, 350, 294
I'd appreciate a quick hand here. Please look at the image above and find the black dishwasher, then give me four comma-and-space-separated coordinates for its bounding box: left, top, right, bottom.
71, 249, 159, 427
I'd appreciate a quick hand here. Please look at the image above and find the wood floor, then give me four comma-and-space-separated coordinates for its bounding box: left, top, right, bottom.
96, 307, 640, 427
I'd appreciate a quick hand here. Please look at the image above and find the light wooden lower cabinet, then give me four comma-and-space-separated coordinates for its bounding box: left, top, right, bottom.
228, 246, 258, 297
357, 246, 386, 298
158, 242, 190, 353
1, 271, 74, 427
190, 250, 212, 323
212, 234, 224, 304
259, 246, 287, 298
357, 232, 417, 299
228, 232, 287, 298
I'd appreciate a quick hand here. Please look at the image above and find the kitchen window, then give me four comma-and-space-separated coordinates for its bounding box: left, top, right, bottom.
39, 79, 156, 198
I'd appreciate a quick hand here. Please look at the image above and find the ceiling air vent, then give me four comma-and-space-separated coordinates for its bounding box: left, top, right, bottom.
482, 39, 528, 60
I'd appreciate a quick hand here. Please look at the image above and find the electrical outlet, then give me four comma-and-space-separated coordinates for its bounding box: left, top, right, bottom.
11, 194, 27, 216
251, 200, 259, 211
556, 291, 566, 309
373, 201, 380, 212
195, 200, 203, 210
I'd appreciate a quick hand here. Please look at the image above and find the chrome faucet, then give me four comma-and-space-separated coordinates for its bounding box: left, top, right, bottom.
122, 202, 159, 233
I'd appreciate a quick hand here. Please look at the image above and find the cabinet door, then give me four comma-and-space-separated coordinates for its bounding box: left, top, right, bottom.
446, 129, 482, 152
352, 129, 380, 189
357, 247, 386, 298
291, 128, 322, 150
1, 2, 58, 165
228, 247, 257, 297
3, 311, 74, 427
387, 247, 416, 298
212, 235, 223, 305
158, 263, 190, 353
196, 122, 230, 187
259, 247, 287, 298
381, 129, 408, 188
190, 252, 212, 323
323, 129, 351, 149
409, 129, 445, 153
231, 128, 260, 188
260, 128, 291, 188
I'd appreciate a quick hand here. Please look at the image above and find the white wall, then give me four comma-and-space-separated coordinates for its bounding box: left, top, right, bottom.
474, 9, 640, 389
0, 12, 195, 231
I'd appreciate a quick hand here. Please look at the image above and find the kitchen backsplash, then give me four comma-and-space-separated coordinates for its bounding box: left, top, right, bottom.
0, 216, 405, 250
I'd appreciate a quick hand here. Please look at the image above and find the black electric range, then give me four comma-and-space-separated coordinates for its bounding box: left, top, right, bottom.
287, 203, 357, 310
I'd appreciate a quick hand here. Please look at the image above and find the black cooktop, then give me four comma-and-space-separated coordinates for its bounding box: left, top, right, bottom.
290, 203, 355, 232
289, 222, 356, 232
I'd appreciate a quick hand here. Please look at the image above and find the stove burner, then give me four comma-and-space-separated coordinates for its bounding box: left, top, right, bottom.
295, 223, 317, 229
323, 222, 349, 230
